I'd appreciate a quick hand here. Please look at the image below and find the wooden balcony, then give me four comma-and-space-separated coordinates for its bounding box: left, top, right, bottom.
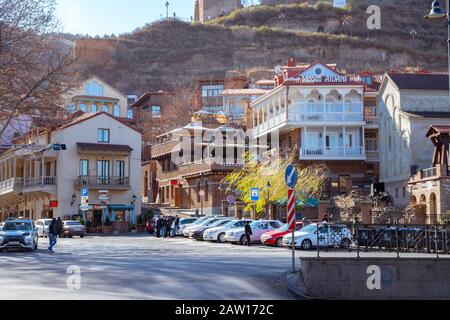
75, 176, 131, 190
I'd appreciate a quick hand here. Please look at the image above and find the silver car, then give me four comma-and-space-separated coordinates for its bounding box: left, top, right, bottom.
35, 219, 52, 238
0, 219, 39, 252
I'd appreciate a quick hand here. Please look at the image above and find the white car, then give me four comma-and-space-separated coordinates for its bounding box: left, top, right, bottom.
203, 219, 253, 243
182, 216, 224, 237
172, 217, 198, 236
224, 220, 283, 245
35, 219, 52, 238
283, 223, 352, 250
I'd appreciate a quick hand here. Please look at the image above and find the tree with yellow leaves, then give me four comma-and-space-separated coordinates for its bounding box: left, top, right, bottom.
222, 151, 327, 218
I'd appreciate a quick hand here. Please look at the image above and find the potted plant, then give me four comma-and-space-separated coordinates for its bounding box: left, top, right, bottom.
102, 216, 113, 234
136, 214, 144, 233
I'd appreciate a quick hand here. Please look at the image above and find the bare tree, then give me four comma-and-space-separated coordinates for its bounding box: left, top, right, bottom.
0, 0, 80, 141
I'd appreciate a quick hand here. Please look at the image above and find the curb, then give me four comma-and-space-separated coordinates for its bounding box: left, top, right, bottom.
280, 271, 314, 300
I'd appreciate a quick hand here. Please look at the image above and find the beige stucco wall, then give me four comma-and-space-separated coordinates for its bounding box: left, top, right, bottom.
50, 113, 141, 218
378, 76, 450, 208
63, 77, 128, 118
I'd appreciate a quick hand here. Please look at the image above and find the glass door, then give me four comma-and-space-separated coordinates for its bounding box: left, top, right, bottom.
115, 160, 125, 185
97, 160, 110, 185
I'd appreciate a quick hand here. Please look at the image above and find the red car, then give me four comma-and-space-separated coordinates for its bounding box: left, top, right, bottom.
261, 222, 304, 247
146, 217, 158, 234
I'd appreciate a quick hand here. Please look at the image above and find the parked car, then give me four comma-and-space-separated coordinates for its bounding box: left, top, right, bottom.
182, 217, 224, 237
35, 219, 52, 238
203, 219, 253, 243
282, 223, 352, 250
261, 222, 304, 247
0, 219, 38, 252
187, 218, 228, 239
190, 219, 232, 241
146, 217, 158, 234
172, 217, 198, 236
61, 221, 86, 238
224, 220, 283, 245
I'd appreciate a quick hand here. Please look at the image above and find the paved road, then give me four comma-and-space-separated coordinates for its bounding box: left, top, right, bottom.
0, 234, 298, 300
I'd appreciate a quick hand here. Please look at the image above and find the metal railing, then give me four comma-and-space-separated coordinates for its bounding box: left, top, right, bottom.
422, 167, 438, 179
300, 147, 364, 158
78, 176, 130, 186
366, 150, 380, 161
0, 177, 56, 191
312, 223, 450, 257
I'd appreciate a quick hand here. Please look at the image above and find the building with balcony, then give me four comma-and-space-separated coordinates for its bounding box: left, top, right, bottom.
0, 112, 141, 226
379, 73, 450, 209
408, 125, 450, 224
65, 76, 129, 119
151, 112, 258, 216
250, 60, 381, 205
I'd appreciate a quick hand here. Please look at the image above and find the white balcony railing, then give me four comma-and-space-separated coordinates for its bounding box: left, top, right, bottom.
365, 115, 379, 125
300, 147, 364, 158
289, 103, 364, 123
0, 177, 56, 192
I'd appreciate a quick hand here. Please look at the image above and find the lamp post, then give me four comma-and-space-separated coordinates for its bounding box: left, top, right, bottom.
425, 0, 450, 104
165, 1, 170, 20
266, 181, 271, 219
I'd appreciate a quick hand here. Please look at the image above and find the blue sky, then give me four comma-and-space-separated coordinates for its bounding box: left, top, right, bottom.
56, 0, 195, 36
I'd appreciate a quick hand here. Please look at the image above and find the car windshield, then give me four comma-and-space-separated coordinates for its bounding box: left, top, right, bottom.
277, 223, 289, 232
210, 220, 229, 227
3, 221, 32, 231
300, 224, 317, 233
200, 219, 215, 226
194, 218, 208, 225
221, 220, 239, 228
44, 220, 51, 226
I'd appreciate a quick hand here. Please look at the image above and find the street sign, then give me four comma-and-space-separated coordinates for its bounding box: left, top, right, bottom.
287, 189, 296, 230
250, 188, 260, 202
285, 164, 298, 189
81, 188, 89, 197
199, 190, 206, 197
80, 203, 89, 211
227, 195, 236, 205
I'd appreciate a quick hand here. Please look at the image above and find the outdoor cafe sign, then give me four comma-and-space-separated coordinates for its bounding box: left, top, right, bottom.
293, 75, 361, 84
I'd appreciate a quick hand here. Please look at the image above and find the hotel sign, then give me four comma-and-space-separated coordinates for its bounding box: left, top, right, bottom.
293, 75, 361, 84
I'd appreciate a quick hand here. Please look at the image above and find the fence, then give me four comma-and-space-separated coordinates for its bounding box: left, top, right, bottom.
314, 223, 450, 257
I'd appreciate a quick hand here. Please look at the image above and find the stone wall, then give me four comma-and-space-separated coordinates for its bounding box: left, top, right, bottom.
301, 257, 450, 300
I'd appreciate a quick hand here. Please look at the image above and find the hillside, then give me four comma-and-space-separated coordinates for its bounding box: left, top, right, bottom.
74, 0, 448, 95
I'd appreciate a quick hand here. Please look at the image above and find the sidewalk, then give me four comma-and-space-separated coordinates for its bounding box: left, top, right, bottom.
281, 270, 312, 300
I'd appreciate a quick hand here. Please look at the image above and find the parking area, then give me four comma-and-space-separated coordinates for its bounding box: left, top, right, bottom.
0, 234, 297, 300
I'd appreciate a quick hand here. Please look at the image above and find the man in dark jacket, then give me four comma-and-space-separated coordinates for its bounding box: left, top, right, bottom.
244, 221, 253, 246
155, 217, 162, 238
56, 217, 63, 237
48, 218, 58, 254
166, 217, 172, 238
172, 216, 180, 238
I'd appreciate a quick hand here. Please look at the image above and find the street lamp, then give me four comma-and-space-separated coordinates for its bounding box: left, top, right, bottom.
266, 181, 271, 219
425, 0, 450, 103
71, 193, 76, 207
165, 1, 170, 20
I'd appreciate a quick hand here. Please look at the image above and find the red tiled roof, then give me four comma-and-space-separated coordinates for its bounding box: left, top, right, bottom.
222, 89, 270, 96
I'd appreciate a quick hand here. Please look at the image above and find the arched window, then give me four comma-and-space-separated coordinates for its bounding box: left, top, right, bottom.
113, 104, 121, 117
102, 105, 110, 113
79, 104, 87, 112
91, 104, 97, 113
127, 109, 133, 119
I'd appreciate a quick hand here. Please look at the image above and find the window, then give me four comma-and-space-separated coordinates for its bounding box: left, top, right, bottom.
201, 84, 224, 97
395, 188, 399, 198
403, 187, 406, 198
98, 129, 110, 143
115, 160, 125, 177
79, 104, 87, 112
79, 160, 89, 176
113, 104, 121, 117
127, 109, 134, 119
86, 81, 104, 96
389, 136, 392, 151
91, 104, 98, 113
151, 105, 161, 117
102, 105, 110, 113
203, 106, 223, 113
97, 160, 110, 185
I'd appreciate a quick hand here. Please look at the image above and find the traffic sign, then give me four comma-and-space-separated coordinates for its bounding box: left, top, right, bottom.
81, 188, 89, 197
287, 189, 296, 230
250, 188, 260, 202
285, 164, 298, 189
80, 203, 89, 211
227, 195, 236, 205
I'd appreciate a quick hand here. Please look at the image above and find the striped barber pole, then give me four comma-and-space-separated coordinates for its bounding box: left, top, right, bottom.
287, 189, 296, 231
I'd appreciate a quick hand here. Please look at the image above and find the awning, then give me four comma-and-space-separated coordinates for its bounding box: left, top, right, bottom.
108, 204, 135, 211
275, 197, 319, 208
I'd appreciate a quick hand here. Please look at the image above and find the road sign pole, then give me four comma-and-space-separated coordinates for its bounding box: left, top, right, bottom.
285, 165, 298, 274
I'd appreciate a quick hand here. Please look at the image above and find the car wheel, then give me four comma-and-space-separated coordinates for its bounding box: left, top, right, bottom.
276, 238, 283, 247
80, 235, 85, 239
341, 238, 351, 250
29, 241, 36, 252
68, 235, 73, 239
217, 233, 226, 243
240, 235, 248, 246
301, 239, 312, 250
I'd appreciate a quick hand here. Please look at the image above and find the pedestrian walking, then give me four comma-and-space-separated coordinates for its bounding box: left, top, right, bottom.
244, 221, 253, 246
173, 215, 180, 238
156, 217, 162, 238
56, 217, 63, 238
48, 218, 58, 254
166, 217, 172, 238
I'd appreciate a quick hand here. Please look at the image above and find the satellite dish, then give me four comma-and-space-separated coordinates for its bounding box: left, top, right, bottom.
274, 65, 282, 75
